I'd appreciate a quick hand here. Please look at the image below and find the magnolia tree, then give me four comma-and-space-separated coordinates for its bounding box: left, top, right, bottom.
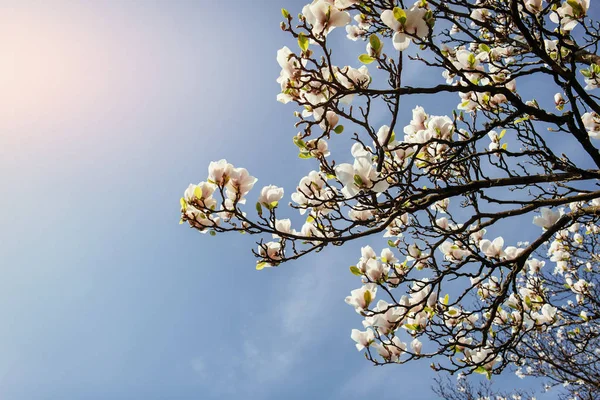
180, 0, 600, 397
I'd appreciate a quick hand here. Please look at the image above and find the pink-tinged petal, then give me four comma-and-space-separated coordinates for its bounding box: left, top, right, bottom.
329, 10, 351, 28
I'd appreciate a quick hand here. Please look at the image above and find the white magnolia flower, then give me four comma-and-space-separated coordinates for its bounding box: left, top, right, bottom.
313, 109, 339, 131
334, 0, 359, 9
272, 219, 293, 238
345, 283, 377, 312
550, 0, 589, 31
441, 241, 469, 262
336, 65, 371, 103
335, 143, 389, 198
370, 300, 402, 334
467, 347, 499, 372
226, 167, 257, 204
380, 248, 398, 264
582, 112, 600, 139
527, 258, 545, 274
539, 303, 557, 324
554, 92, 566, 109
291, 171, 336, 213
533, 207, 561, 229
487, 130, 500, 152
258, 241, 282, 266
480, 236, 505, 258
404, 106, 427, 136
208, 159, 234, 186
306, 138, 330, 158
411, 338, 423, 354
365, 258, 388, 282
183, 182, 217, 210
351, 328, 375, 351
183, 204, 220, 232
469, 226, 486, 244
381, 5, 430, 51
504, 246, 523, 261
302, 0, 351, 36
276, 46, 302, 84
348, 207, 374, 221
258, 185, 284, 208
524, 0, 544, 14
375, 125, 396, 149
346, 24, 365, 41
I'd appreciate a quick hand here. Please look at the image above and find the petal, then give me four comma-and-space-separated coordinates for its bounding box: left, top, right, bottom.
381, 10, 401, 31
335, 163, 355, 186
330, 10, 351, 27
392, 32, 410, 51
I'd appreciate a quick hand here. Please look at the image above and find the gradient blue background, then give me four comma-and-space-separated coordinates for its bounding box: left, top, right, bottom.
0, 1, 562, 398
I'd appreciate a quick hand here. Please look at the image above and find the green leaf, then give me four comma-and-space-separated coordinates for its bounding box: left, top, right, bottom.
467, 52, 476, 67
281, 8, 290, 19
442, 294, 449, 305
209, 230, 216, 236
293, 136, 306, 148
515, 116, 530, 124
479, 43, 491, 53
350, 266, 362, 276
567, 0, 584, 15
298, 152, 313, 159
298, 33, 309, 52
369, 34, 382, 52
498, 129, 506, 139
269, 201, 279, 209
256, 202, 263, 215
180, 197, 187, 211
424, 9, 434, 27
333, 125, 344, 134
474, 366, 492, 379
363, 290, 372, 307
474, 366, 488, 375
387, 239, 396, 247
393, 7, 407, 25
256, 262, 267, 271
354, 174, 364, 187
358, 54, 375, 64
306, 215, 315, 223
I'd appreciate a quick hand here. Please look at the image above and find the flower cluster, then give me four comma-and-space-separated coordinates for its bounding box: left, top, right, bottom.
182, 0, 600, 394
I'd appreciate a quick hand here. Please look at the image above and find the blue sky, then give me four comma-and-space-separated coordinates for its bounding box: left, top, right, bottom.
0, 1, 569, 399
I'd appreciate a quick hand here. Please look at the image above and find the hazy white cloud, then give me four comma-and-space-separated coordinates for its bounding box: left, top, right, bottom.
190, 253, 343, 396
